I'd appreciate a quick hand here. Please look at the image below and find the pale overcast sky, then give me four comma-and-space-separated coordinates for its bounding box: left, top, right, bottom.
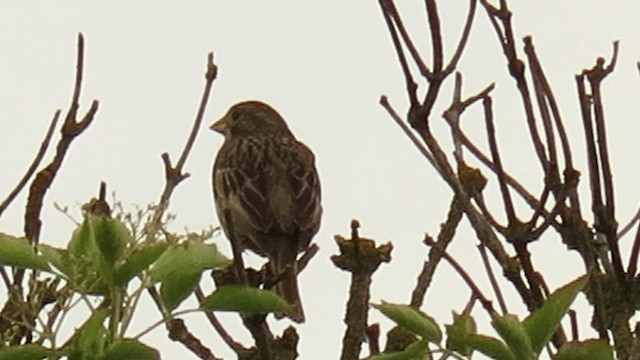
1, 2, 639, 359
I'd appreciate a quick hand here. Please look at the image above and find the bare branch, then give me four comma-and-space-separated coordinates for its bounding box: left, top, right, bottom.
424, 235, 497, 317
23, 33, 99, 247
478, 244, 507, 314
151, 53, 218, 228
379, 96, 437, 170
378, 0, 420, 107
410, 196, 464, 308
443, 0, 478, 75
0, 111, 60, 217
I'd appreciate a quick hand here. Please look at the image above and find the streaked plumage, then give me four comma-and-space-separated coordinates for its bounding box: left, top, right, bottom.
211, 101, 321, 322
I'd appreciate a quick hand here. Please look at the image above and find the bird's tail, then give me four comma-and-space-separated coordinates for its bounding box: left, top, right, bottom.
270, 242, 305, 323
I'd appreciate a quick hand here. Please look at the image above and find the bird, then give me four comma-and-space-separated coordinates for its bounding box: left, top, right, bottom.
211, 100, 322, 323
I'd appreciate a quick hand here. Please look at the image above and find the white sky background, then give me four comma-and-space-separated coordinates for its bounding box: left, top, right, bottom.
0, 1, 639, 359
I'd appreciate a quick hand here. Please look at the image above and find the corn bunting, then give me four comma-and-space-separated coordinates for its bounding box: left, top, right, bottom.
211, 100, 321, 322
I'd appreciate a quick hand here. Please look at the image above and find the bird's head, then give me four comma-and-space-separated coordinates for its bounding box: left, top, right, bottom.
211, 101, 293, 138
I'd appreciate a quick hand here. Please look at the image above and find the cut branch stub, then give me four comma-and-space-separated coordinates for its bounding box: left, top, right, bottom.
331, 235, 392, 275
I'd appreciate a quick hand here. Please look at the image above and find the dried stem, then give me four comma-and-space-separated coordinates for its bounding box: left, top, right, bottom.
410, 196, 464, 308
150, 53, 218, 228
23, 33, 99, 246
16, 33, 99, 296
478, 244, 507, 315
424, 235, 497, 317
0, 111, 60, 217
195, 287, 246, 353
333, 221, 392, 360
168, 318, 221, 360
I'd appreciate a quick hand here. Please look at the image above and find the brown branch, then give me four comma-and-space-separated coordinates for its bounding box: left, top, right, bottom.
23, 33, 99, 246
16, 33, 99, 296
195, 287, 246, 353
443, 0, 478, 76
379, 96, 437, 169
150, 52, 218, 228
424, 235, 497, 317
332, 220, 392, 360
483, 96, 517, 225
383, 97, 536, 312
478, 244, 507, 314
425, 0, 444, 74
366, 324, 381, 356
381, 0, 431, 78
479, 0, 548, 172
378, 0, 420, 107
0, 111, 60, 217
443, 73, 495, 163
576, 75, 603, 215
524, 36, 574, 172
168, 318, 221, 360
618, 208, 640, 240
410, 196, 464, 308
627, 221, 640, 277
580, 42, 624, 280
295, 243, 319, 274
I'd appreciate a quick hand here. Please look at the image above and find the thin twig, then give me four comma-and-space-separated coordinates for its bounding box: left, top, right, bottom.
195, 287, 246, 353
410, 196, 464, 308
378, 0, 420, 107
443, 0, 478, 76
618, 208, 640, 240
150, 53, 217, 228
0, 111, 60, 217
381, 0, 431, 78
23, 33, 99, 246
482, 95, 517, 225
480, 0, 548, 172
424, 235, 497, 317
16, 34, 99, 296
379, 96, 437, 170
478, 244, 507, 314
524, 36, 574, 171
425, 0, 444, 74
627, 221, 640, 277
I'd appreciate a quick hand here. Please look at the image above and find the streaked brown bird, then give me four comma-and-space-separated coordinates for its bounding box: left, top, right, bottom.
211, 100, 322, 323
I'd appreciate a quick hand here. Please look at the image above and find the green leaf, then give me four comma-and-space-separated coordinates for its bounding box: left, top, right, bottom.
187, 241, 231, 269
492, 314, 534, 359
159, 267, 201, 312
66, 309, 108, 360
465, 334, 515, 360
371, 302, 442, 342
0, 344, 54, 360
68, 218, 96, 259
523, 275, 588, 354
115, 244, 167, 286
0, 233, 49, 270
90, 216, 129, 265
554, 339, 614, 360
150, 243, 206, 311
149, 240, 230, 311
103, 339, 160, 360
445, 312, 477, 356
201, 285, 294, 314
366, 339, 429, 360
39, 245, 68, 274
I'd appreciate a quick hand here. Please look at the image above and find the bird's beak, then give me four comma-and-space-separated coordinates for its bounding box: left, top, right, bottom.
210, 116, 227, 134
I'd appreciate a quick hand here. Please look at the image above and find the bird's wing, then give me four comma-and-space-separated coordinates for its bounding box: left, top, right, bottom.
213, 137, 321, 251
213, 138, 274, 238
285, 140, 322, 235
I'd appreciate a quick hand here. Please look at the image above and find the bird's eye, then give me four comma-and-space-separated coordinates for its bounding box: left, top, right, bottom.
231, 109, 245, 120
